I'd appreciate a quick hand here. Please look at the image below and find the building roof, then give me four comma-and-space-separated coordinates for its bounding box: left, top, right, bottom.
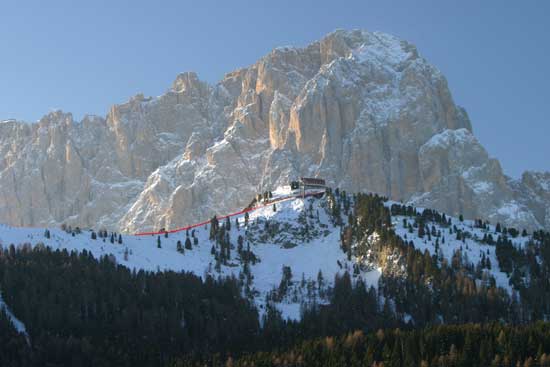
299, 177, 326, 186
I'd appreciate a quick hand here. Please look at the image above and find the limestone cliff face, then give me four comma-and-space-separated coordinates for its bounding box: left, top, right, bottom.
0, 30, 548, 232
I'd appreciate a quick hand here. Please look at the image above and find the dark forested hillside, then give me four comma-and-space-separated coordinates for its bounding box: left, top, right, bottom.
198, 323, 550, 367
0, 246, 260, 366
0, 309, 30, 367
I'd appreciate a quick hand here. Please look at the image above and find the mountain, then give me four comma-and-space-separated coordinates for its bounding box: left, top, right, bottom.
0, 29, 548, 232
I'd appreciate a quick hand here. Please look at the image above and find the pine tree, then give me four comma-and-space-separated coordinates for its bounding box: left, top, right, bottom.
44, 229, 50, 239
317, 270, 324, 291
118, 234, 123, 244
177, 240, 183, 253
210, 216, 219, 240
418, 223, 425, 238
332, 198, 342, 225
157, 236, 161, 249
237, 237, 243, 254
278, 266, 293, 299
185, 237, 192, 250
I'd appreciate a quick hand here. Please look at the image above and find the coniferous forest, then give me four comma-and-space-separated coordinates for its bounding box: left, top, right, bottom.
1, 191, 550, 366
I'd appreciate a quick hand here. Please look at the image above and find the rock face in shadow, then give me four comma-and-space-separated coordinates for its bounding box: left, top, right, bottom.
0, 29, 548, 232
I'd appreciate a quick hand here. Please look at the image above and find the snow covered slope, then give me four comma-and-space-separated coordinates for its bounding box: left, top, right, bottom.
390, 208, 523, 294
0, 187, 540, 323
0, 189, 379, 320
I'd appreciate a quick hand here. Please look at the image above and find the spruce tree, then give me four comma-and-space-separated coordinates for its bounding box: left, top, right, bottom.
157, 236, 161, 249
418, 223, 425, 238
210, 216, 219, 240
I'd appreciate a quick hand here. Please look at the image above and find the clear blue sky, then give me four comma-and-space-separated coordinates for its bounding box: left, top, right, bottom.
1, 1, 548, 177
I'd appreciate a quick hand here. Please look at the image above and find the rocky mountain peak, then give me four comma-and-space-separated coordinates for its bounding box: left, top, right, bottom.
172, 71, 206, 94
0, 29, 547, 233
522, 171, 550, 193
38, 110, 74, 128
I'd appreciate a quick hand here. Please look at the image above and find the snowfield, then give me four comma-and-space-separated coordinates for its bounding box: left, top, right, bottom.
0, 187, 532, 326
0, 191, 379, 321
391, 214, 515, 294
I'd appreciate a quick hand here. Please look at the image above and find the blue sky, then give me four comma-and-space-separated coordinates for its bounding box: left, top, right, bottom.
0, 0, 548, 177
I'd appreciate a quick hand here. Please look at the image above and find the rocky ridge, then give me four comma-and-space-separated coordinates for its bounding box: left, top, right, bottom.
0, 29, 548, 232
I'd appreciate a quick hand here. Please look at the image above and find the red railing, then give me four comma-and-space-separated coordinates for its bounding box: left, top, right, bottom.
134, 190, 325, 236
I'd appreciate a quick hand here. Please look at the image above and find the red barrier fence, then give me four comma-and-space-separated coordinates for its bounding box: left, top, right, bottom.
134, 190, 325, 236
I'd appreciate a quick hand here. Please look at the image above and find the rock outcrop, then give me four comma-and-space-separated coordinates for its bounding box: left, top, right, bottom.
0, 29, 548, 232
